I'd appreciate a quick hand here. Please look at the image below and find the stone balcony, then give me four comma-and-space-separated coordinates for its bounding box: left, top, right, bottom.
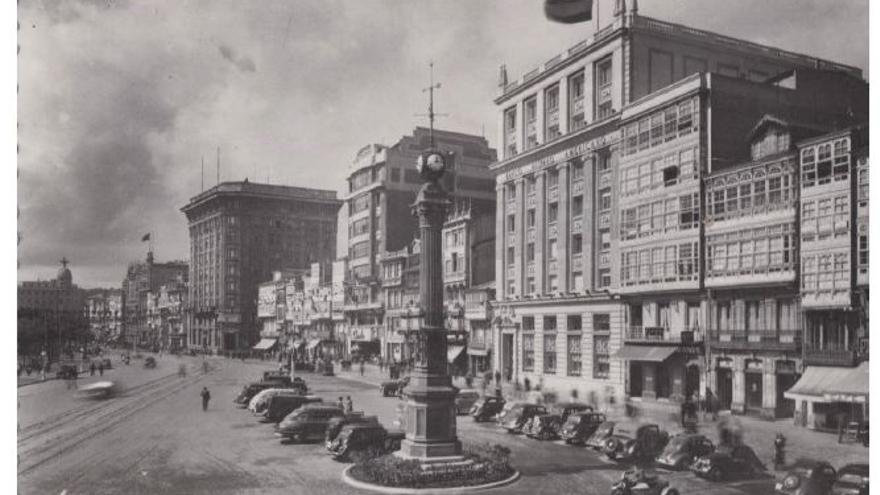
708, 329, 801, 352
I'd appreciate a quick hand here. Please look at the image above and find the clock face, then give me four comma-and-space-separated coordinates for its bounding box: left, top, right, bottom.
426, 153, 444, 172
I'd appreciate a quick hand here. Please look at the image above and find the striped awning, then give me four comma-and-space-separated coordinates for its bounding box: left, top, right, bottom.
784, 362, 869, 403
252, 338, 277, 350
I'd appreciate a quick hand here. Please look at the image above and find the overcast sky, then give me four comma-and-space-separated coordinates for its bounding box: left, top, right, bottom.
17, 0, 868, 288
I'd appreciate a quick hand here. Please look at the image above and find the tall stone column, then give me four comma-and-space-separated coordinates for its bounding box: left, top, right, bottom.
399, 151, 461, 459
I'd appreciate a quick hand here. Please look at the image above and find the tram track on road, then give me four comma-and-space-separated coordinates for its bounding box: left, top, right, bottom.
18, 363, 219, 476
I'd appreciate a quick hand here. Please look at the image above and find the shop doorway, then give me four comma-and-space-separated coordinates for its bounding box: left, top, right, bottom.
630, 363, 643, 397
685, 365, 701, 399
502, 334, 513, 381
745, 371, 763, 412
716, 368, 733, 410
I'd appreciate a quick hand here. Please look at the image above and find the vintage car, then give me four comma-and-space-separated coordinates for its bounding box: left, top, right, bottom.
275, 404, 344, 442
248, 388, 304, 414
470, 396, 506, 422
560, 412, 607, 445
234, 382, 279, 406
550, 402, 593, 426
326, 413, 381, 443
75, 380, 118, 400
610, 468, 679, 495
692, 445, 766, 482
525, 413, 564, 440
831, 463, 869, 495
655, 433, 715, 470
380, 376, 410, 397
501, 403, 548, 434
326, 424, 405, 462
144, 356, 156, 368
454, 389, 481, 415
258, 395, 322, 423
494, 400, 522, 423
603, 423, 669, 462
775, 459, 838, 495
586, 420, 617, 450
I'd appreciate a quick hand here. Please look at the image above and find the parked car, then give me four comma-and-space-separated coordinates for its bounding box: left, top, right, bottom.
144, 356, 156, 368
550, 402, 593, 426
603, 424, 669, 462
380, 377, 409, 397
775, 459, 838, 495
258, 395, 322, 423
234, 382, 279, 407
525, 413, 564, 440
692, 444, 766, 482
501, 403, 547, 434
831, 463, 869, 495
327, 424, 405, 462
454, 389, 481, 415
560, 412, 607, 445
470, 396, 506, 422
276, 404, 344, 442
586, 420, 617, 450
249, 388, 304, 414
326, 413, 381, 443
610, 468, 680, 495
493, 400, 521, 423
655, 433, 715, 470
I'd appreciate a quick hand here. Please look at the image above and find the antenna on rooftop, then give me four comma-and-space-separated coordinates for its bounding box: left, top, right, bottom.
415, 61, 449, 148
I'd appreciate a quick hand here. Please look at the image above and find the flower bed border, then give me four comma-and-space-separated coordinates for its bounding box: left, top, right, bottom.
342, 465, 520, 494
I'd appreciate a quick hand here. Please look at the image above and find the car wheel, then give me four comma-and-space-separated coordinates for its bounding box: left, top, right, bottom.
708, 467, 723, 482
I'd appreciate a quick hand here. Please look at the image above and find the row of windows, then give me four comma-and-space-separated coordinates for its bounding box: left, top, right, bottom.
707, 230, 795, 277
620, 193, 699, 240
621, 97, 699, 157
802, 195, 850, 240
521, 333, 609, 378
620, 242, 698, 286
802, 252, 850, 293
521, 314, 610, 331
620, 147, 698, 196
750, 128, 790, 161
350, 241, 370, 260
801, 138, 851, 188
705, 164, 796, 222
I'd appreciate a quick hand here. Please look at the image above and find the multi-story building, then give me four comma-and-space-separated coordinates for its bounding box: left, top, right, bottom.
785, 126, 869, 431
443, 200, 496, 375
181, 181, 340, 352
85, 289, 123, 344
155, 280, 187, 352
341, 128, 497, 356
379, 240, 421, 363
18, 258, 88, 359
121, 251, 187, 348
490, 1, 866, 406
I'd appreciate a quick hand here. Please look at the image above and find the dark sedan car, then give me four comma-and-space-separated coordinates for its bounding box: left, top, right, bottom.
603, 423, 669, 462
234, 382, 279, 406
525, 413, 563, 440
326, 413, 380, 443
560, 412, 606, 445
692, 445, 766, 482
470, 396, 505, 422
655, 433, 715, 470
275, 404, 344, 442
501, 404, 547, 434
585, 420, 617, 450
831, 464, 869, 495
326, 424, 404, 462
550, 402, 593, 425
259, 395, 322, 423
775, 459, 838, 495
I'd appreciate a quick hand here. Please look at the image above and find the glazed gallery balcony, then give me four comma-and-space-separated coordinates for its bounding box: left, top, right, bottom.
624, 326, 703, 344
803, 344, 863, 367
707, 329, 801, 352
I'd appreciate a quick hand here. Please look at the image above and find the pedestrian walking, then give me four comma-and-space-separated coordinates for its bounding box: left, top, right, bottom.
359, 361, 365, 377
200, 387, 211, 411
98, 362, 104, 376
773, 433, 787, 470
202, 359, 209, 374
178, 363, 187, 378
90, 362, 96, 376
494, 370, 501, 385
523, 377, 531, 392
337, 396, 345, 410
344, 396, 353, 414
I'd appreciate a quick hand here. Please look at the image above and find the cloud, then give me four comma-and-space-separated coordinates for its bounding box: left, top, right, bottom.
17, 0, 867, 287
218, 44, 256, 73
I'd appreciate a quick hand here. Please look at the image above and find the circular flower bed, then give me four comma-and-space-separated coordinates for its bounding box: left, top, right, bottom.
348, 443, 515, 489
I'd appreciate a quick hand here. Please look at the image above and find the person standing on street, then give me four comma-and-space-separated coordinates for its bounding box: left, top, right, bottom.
359, 360, 365, 376
90, 362, 96, 376
200, 387, 211, 411
98, 362, 104, 376
337, 396, 345, 411
344, 396, 353, 414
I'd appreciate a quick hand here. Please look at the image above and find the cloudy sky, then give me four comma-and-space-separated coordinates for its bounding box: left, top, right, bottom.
17, 0, 868, 288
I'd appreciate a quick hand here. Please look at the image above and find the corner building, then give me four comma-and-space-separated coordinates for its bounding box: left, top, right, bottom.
181, 181, 340, 353
491, 0, 865, 407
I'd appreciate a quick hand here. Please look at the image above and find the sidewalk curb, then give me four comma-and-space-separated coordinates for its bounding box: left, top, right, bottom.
342, 464, 520, 494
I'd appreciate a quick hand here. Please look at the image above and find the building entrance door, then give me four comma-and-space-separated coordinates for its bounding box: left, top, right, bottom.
745, 372, 763, 412
685, 365, 700, 399
223, 332, 236, 351
776, 373, 798, 418
716, 368, 733, 410
630, 363, 643, 397
502, 334, 513, 381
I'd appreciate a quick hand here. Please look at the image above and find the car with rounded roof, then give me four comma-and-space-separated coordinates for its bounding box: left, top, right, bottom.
275, 403, 344, 442
692, 444, 766, 482
586, 420, 617, 450
831, 463, 869, 495
470, 396, 506, 422
655, 433, 714, 470
560, 411, 607, 445
603, 423, 669, 462
775, 459, 838, 495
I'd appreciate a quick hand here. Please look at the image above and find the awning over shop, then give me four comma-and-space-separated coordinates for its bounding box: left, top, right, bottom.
447, 345, 466, 363
291, 339, 305, 348
467, 347, 489, 356
613, 345, 677, 362
784, 362, 869, 403
252, 338, 277, 350
306, 338, 322, 350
